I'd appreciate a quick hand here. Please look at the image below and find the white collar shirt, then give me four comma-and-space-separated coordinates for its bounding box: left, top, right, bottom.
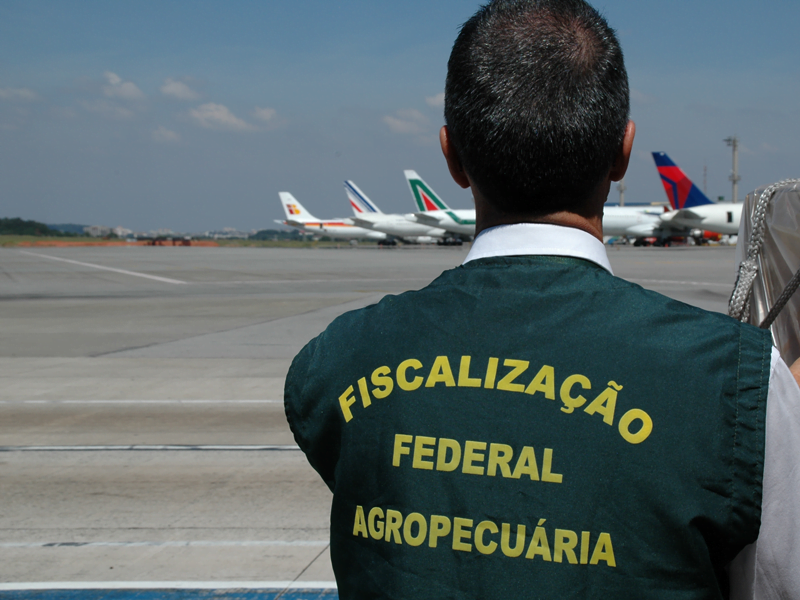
462, 222, 613, 274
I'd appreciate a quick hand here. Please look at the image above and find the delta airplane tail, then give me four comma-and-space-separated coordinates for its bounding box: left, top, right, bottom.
652, 152, 714, 209
344, 181, 383, 215
404, 170, 452, 212
279, 192, 317, 222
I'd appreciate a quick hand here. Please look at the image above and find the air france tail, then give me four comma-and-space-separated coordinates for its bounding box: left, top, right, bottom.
652, 152, 714, 209
404, 170, 452, 212
279, 192, 317, 222
344, 181, 383, 215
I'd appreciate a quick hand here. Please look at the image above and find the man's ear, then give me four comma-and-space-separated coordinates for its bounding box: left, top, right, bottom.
609, 120, 636, 182
440, 126, 471, 189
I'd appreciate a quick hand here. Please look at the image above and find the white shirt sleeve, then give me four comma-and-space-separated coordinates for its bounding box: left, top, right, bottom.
730, 346, 800, 599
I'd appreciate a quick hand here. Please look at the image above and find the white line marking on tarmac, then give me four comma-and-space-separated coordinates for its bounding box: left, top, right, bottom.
0, 444, 300, 451
19, 251, 187, 285
628, 278, 731, 287
1, 540, 327, 549
0, 582, 337, 591
0, 400, 282, 405
193, 278, 429, 284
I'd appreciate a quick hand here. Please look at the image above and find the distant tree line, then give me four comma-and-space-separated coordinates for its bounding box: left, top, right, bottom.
249, 229, 305, 241
0, 218, 83, 236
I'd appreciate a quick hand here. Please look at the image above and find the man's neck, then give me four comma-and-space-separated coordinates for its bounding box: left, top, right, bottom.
473, 181, 609, 241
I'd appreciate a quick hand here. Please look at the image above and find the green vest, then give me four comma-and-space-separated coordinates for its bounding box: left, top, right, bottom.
285, 256, 771, 600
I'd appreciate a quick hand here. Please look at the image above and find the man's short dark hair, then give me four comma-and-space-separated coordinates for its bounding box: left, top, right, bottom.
444, 0, 629, 214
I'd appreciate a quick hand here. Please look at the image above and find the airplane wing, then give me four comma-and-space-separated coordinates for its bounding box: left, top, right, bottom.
349, 216, 380, 228
412, 212, 445, 226
658, 209, 706, 233
624, 223, 660, 236
665, 208, 704, 222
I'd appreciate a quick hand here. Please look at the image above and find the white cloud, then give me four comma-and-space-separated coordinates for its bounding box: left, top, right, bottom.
152, 125, 180, 143
105, 72, 122, 86
160, 78, 199, 101
425, 93, 445, 108
51, 106, 77, 119
102, 71, 144, 100
189, 103, 253, 132
253, 106, 277, 122
630, 89, 657, 106
759, 142, 779, 154
0, 87, 38, 101
81, 99, 135, 119
383, 108, 429, 135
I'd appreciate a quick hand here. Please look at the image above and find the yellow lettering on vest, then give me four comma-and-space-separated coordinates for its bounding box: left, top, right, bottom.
392, 434, 412, 467
462, 440, 487, 475
452, 517, 473, 552
396, 359, 423, 391
584, 381, 621, 425
487, 443, 513, 477
559, 374, 591, 413
457, 355, 482, 387
368, 507, 384, 540
436, 438, 461, 472
526, 518, 552, 561
580, 531, 591, 564
501, 523, 526, 558
353, 505, 367, 538
338, 386, 356, 422
425, 355, 456, 387
511, 446, 540, 480
370, 365, 394, 399
412, 435, 436, 470
589, 532, 616, 567
484, 357, 499, 389
403, 513, 427, 547
385, 509, 403, 544
475, 520, 498, 555
525, 364, 556, 399
554, 529, 578, 564
618, 409, 653, 444
356, 377, 371, 408
497, 359, 529, 392
541, 448, 563, 483
428, 515, 451, 548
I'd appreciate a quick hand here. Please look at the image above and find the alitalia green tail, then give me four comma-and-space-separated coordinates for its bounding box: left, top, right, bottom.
403, 170, 476, 228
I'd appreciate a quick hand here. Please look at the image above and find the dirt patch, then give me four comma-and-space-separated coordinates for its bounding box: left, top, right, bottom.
11, 239, 220, 248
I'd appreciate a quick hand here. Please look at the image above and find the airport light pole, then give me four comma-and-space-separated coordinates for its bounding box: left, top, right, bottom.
724, 135, 741, 203
617, 178, 626, 206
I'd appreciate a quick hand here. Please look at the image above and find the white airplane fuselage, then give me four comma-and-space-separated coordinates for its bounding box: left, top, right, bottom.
602, 206, 664, 237
659, 203, 742, 235
410, 209, 476, 236
412, 205, 668, 238
288, 219, 386, 240
350, 213, 448, 239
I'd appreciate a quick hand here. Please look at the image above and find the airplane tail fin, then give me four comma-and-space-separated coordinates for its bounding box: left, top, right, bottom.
405, 170, 451, 212
279, 192, 317, 222
344, 181, 383, 215
652, 152, 714, 209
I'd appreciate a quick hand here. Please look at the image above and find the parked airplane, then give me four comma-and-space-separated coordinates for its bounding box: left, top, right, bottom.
404, 169, 664, 239
404, 170, 476, 237
602, 205, 665, 238
344, 180, 447, 243
653, 152, 742, 235
277, 192, 386, 241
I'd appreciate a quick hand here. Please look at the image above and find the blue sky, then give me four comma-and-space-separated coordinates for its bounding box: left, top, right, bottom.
1, 0, 798, 232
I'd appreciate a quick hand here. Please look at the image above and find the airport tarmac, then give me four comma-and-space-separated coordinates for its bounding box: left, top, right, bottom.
0, 244, 738, 591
